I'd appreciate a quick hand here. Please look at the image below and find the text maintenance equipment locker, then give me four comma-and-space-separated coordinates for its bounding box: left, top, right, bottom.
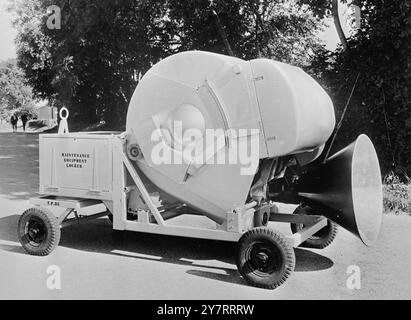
39, 134, 114, 200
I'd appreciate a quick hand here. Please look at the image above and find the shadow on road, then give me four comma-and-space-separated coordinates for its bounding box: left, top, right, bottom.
0, 215, 19, 242
0, 215, 334, 287
0, 133, 39, 201
0, 215, 26, 254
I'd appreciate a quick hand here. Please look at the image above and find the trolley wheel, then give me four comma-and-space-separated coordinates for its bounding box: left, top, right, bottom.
236, 227, 295, 289
17, 207, 61, 256
290, 205, 338, 249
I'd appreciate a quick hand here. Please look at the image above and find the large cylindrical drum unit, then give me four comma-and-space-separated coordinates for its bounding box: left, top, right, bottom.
127, 51, 382, 230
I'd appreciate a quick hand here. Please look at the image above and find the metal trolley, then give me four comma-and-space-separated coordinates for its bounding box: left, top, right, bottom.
18, 113, 332, 289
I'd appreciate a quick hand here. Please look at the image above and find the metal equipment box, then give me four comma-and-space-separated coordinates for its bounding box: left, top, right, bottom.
39, 133, 115, 200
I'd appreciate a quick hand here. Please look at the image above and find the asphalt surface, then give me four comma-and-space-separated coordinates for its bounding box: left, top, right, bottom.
0, 129, 410, 299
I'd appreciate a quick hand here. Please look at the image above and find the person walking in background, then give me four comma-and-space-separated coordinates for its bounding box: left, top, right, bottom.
21, 113, 28, 132
10, 113, 18, 132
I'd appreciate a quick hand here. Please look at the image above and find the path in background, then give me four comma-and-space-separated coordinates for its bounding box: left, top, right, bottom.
0, 121, 11, 132
0, 121, 28, 133
0, 132, 39, 219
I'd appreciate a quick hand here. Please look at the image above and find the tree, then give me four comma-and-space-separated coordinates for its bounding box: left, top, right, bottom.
11, 0, 325, 129
167, 0, 325, 66
0, 59, 36, 118
309, 0, 411, 178
9, 0, 54, 100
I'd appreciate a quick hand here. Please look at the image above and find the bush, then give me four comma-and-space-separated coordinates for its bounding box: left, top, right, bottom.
383, 172, 411, 215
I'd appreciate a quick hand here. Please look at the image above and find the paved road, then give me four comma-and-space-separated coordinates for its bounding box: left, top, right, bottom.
0, 131, 410, 299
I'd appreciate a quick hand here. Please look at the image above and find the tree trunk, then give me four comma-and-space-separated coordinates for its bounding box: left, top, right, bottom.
211, 9, 234, 56
332, 0, 348, 50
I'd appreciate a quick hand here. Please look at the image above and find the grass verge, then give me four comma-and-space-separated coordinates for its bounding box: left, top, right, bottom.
383, 172, 410, 215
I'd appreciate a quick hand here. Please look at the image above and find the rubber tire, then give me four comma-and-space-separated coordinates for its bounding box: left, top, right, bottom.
18, 207, 61, 256
290, 206, 338, 249
236, 227, 295, 289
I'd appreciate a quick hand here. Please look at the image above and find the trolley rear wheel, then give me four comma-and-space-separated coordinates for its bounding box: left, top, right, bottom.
291, 205, 338, 249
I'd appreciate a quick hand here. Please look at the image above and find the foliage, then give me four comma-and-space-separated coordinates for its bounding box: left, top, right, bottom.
167, 0, 325, 66
308, 0, 411, 180
10, 0, 324, 129
0, 59, 36, 118
383, 172, 411, 215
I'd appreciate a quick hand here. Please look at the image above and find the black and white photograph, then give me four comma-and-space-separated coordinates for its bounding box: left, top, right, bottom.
0, 0, 410, 304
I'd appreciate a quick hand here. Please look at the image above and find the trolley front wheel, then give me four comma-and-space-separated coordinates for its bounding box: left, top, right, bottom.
18, 207, 61, 256
236, 227, 295, 289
